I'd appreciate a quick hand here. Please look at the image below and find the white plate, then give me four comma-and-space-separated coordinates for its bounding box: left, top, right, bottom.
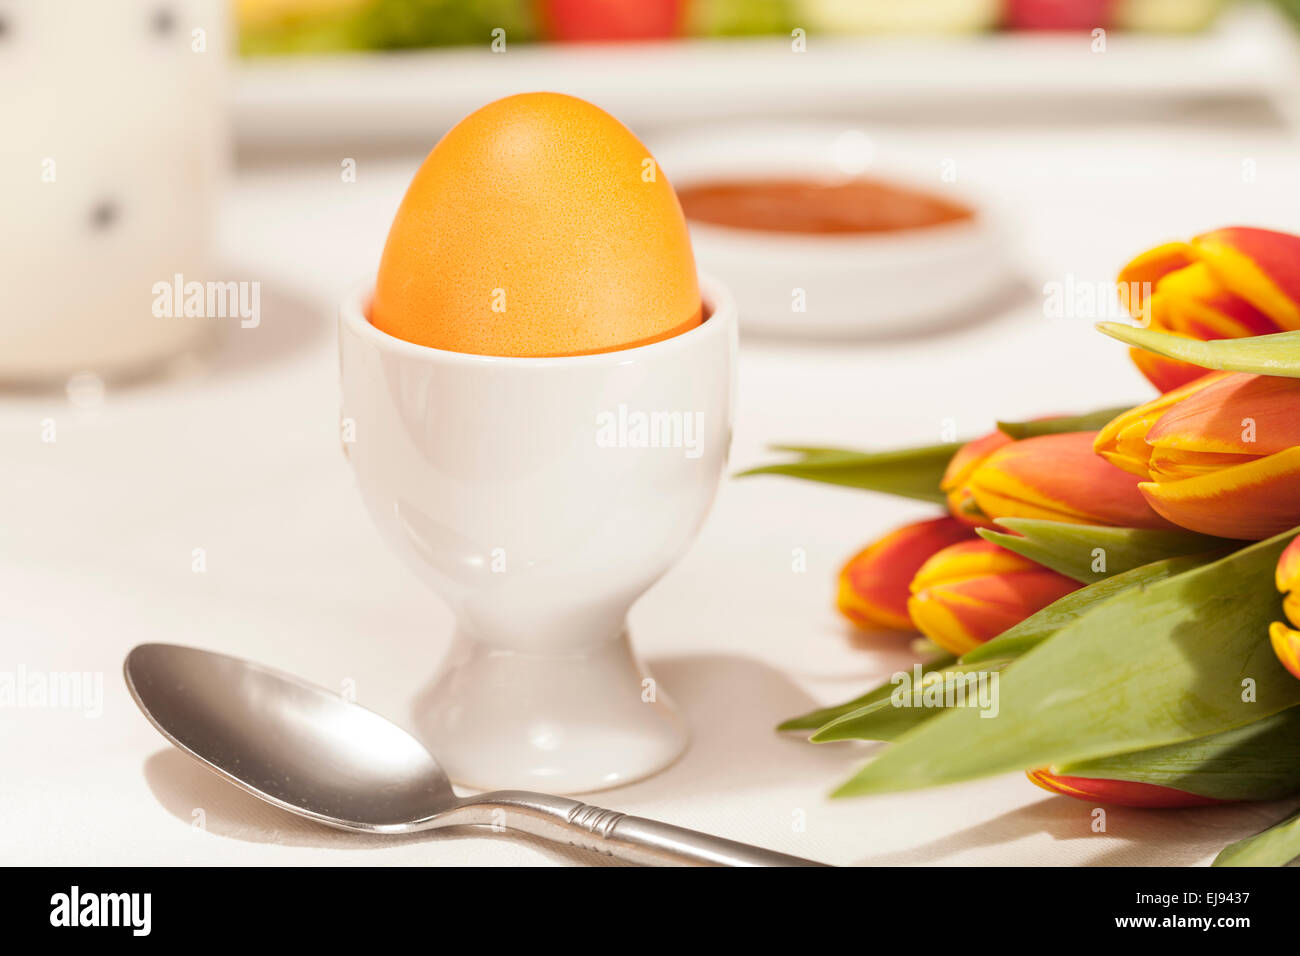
652, 122, 1018, 338
233, 4, 1298, 150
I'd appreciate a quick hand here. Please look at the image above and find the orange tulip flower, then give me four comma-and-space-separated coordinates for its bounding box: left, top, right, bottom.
907, 539, 1081, 656
1118, 227, 1300, 392
1027, 769, 1225, 808
965, 431, 1174, 530
837, 516, 976, 631
940, 429, 1014, 527
1095, 372, 1300, 539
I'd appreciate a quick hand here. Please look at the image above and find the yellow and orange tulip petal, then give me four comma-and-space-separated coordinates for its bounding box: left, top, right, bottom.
1138, 447, 1300, 540
1027, 769, 1226, 808
940, 429, 1014, 527
1270, 537, 1300, 680
836, 516, 976, 632
1094, 371, 1232, 477
906, 539, 1081, 656
1129, 345, 1211, 394
1117, 241, 1195, 317
1096, 373, 1300, 539
1277, 535, 1300, 593
1128, 266, 1274, 392
1147, 373, 1300, 457
1146, 262, 1281, 341
1196, 227, 1300, 328
1118, 227, 1300, 391
966, 431, 1174, 530
1269, 623, 1300, 682
1276, 535, 1300, 621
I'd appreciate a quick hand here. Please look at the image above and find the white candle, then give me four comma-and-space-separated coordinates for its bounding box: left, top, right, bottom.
0, 0, 229, 382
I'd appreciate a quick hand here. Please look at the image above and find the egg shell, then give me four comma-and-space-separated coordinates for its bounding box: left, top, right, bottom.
371, 92, 702, 357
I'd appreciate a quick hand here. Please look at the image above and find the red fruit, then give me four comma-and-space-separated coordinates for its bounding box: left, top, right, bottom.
542, 0, 684, 42
1005, 0, 1114, 30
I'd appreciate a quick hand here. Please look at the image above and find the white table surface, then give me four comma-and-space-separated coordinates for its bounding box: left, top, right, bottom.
5, 110, 1300, 866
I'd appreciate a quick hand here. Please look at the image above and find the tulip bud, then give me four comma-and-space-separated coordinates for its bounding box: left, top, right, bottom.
1096, 372, 1300, 539
940, 429, 1013, 527
965, 430, 1173, 530
1270, 536, 1300, 680
837, 517, 976, 632
1118, 227, 1300, 392
906, 539, 1081, 655
1027, 769, 1225, 808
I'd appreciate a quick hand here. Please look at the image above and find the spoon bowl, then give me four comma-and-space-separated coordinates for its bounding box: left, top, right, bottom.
126, 643, 455, 831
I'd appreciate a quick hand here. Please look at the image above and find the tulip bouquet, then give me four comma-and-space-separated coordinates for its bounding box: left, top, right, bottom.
747, 226, 1300, 866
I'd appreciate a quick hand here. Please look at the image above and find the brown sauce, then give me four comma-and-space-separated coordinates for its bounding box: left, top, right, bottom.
676, 177, 974, 235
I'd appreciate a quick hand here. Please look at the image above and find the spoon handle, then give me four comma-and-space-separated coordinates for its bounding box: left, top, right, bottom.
463, 791, 829, 867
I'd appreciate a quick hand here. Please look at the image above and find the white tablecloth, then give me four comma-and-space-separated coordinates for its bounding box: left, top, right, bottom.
6, 111, 1300, 866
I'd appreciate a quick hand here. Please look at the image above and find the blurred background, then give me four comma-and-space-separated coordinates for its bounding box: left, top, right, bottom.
6, 0, 1300, 385
232, 0, 1300, 153
236, 0, 1300, 140
7, 0, 1300, 386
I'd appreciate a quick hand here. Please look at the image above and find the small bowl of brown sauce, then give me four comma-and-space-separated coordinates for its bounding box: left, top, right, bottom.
654, 124, 1016, 337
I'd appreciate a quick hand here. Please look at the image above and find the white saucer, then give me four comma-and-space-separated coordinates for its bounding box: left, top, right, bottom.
653, 122, 1019, 338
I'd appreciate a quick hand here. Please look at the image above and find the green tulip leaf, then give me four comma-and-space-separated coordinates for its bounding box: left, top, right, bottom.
788, 553, 1213, 738
816, 554, 1214, 740
1213, 805, 1300, 867
830, 528, 1300, 798
962, 551, 1215, 664
978, 517, 1231, 584
1097, 322, 1300, 377
909, 637, 947, 658
744, 409, 1159, 504
737, 444, 956, 504
810, 659, 1015, 743
1055, 706, 1300, 802
996, 406, 1134, 440
777, 653, 956, 731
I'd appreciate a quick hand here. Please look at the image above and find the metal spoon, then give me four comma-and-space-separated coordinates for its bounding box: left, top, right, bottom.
124, 643, 828, 867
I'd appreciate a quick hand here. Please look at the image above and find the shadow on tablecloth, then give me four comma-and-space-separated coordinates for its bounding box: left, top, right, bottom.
617, 652, 866, 799
141, 748, 617, 865
849, 794, 1300, 867
0, 276, 333, 397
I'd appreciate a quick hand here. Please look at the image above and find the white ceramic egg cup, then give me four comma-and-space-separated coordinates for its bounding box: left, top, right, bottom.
339, 277, 735, 794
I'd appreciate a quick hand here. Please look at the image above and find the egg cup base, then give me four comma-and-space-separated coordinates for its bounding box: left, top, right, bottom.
412, 629, 689, 794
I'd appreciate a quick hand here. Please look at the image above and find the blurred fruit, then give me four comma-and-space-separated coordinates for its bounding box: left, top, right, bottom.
236, 0, 372, 54
1005, 0, 1114, 30
541, 0, 684, 41
689, 0, 794, 35
798, 0, 1001, 33
236, 0, 366, 26
364, 0, 536, 48
1114, 0, 1223, 32
237, 0, 538, 55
